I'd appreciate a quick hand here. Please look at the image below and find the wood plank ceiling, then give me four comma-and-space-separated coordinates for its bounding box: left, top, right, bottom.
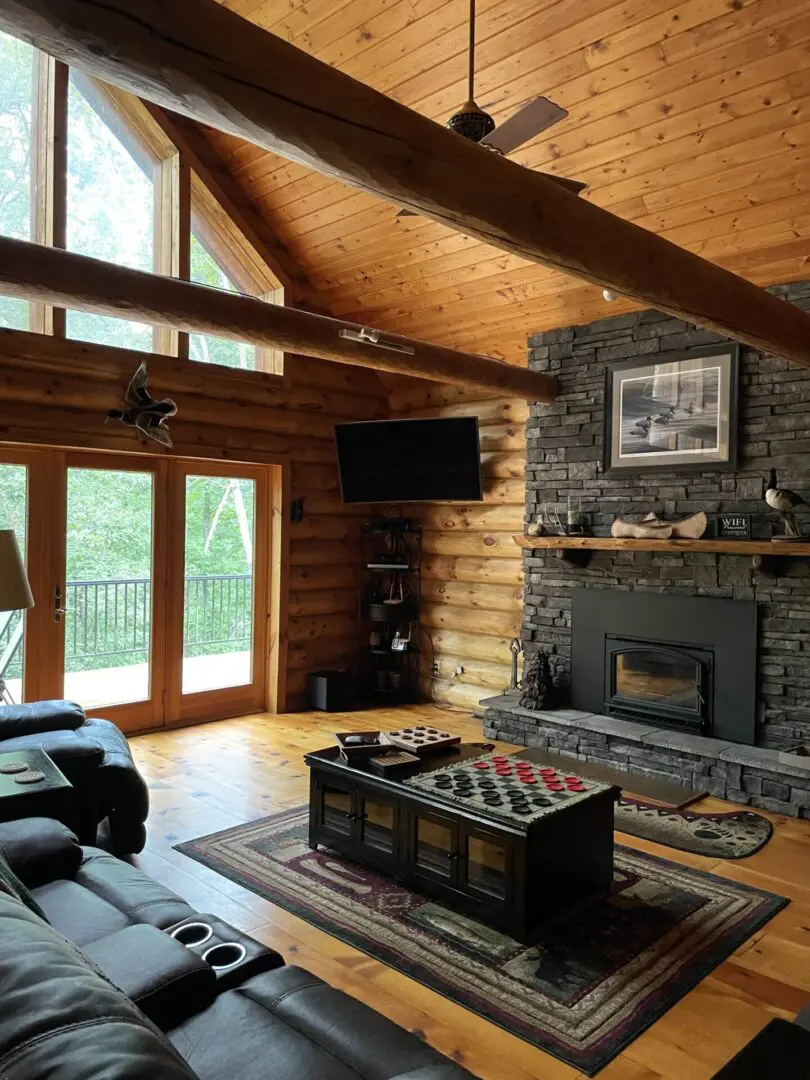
212, 0, 810, 364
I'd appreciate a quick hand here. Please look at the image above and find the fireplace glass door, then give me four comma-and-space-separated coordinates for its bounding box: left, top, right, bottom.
606, 639, 711, 732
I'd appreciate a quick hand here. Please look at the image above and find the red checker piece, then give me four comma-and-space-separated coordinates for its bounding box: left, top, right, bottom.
545, 783, 565, 791
495, 767, 512, 776
473, 762, 490, 770
564, 776, 581, 783
492, 756, 509, 763
539, 768, 556, 776
518, 776, 537, 785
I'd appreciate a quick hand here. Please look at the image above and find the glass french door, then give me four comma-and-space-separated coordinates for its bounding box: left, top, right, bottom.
165, 461, 268, 725
0, 448, 269, 732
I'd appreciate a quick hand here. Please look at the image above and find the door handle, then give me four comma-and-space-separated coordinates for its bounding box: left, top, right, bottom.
52, 586, 68, 623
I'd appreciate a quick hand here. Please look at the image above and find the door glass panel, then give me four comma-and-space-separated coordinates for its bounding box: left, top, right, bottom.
0, 31, 35, 330
182, 475, 255, 694
615, 649, 699, 710
322, 784, 353, 836
66, 71, 155, 351
64, 468, 153, 708
0, 465, 27, 702
360, 797, 395, 853
466, 834, 508, 900
415, 816, 454, 878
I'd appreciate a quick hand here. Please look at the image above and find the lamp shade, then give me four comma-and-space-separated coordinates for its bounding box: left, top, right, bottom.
0, 530, 34, 612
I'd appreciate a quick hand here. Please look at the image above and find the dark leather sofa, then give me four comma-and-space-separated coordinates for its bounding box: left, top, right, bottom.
0, 700, 149, 854
0, 817, 477, 1080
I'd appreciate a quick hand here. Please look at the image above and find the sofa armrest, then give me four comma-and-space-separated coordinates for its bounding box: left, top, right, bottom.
82, 924, 217, 1030
0, 817, 82, 887
0, 699, 85, 739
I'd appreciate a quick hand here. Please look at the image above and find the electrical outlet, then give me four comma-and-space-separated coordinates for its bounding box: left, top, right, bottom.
455, 665, 464, 676
432, 662, 440, 675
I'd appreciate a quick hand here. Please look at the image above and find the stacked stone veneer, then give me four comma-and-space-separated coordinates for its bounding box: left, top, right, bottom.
483, 282, 810, 815
519, 281, 810, 752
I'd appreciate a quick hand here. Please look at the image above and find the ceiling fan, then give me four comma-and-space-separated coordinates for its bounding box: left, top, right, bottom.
397, 0, 585, 217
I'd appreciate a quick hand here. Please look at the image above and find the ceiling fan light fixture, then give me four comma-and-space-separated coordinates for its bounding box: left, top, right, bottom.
446, 100, 496, 143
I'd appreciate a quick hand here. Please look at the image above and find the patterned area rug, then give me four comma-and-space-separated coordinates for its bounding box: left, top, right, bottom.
615, 798, 773, 858
176, 808, 788, 1075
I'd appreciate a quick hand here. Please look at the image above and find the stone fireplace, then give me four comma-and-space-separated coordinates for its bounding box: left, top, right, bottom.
481, 281, 810, 817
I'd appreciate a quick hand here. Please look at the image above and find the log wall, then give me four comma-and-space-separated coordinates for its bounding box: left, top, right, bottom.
387, 378, 525, 710
0, 328, 388, 709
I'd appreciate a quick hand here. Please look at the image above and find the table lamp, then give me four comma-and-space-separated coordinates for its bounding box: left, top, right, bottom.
0, 530, 34, 705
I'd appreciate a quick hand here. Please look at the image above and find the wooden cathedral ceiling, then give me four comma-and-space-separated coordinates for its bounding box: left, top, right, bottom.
206, 0, 810, 364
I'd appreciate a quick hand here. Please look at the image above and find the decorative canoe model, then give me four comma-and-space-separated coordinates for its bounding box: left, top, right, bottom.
611, 511, 708, 541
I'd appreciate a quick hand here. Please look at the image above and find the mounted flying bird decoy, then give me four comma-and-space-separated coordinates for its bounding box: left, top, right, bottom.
765, 469, 805, 538
106, 361, 177, 448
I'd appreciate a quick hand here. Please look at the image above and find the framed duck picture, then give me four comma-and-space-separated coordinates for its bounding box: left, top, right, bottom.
603, 343, 740, 475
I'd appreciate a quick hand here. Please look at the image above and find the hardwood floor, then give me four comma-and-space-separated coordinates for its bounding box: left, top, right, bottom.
130, 705, 810, 1080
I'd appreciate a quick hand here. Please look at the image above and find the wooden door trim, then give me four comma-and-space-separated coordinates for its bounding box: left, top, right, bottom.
62, 452, 167, 732
165, 459, 275, 728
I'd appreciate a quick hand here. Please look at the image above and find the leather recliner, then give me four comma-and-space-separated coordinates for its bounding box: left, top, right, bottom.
0, 700, 149, 854
0, 817, 477, 1080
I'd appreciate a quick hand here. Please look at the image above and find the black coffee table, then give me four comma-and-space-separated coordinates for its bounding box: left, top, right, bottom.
305, 742, 619, 942
0, 748, 76, 830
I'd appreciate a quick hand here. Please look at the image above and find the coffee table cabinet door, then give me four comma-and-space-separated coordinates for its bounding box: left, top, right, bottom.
458, 826, 513, 908
314, 776, 357, 841
410, 810, 461, 886
356, 793, 399, 865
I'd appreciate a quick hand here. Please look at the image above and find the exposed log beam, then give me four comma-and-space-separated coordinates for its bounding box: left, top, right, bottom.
2, 2, 810, 366
0, 236, 558, 399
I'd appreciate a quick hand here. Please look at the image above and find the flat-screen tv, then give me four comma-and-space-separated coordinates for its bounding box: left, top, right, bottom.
335, 417, 483, 504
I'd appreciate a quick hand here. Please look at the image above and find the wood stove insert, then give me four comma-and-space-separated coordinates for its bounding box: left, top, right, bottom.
570, 590, 757, 745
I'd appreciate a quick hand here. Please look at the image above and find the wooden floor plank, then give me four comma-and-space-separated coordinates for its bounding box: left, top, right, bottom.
130, 705, 810, 1080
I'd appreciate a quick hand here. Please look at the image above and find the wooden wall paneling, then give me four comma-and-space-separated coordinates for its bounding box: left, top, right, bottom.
0, 327, 388, 711
175, 0, 810, 366
389, 383, 525, 708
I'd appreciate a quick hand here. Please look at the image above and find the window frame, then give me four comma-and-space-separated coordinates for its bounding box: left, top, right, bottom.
0, 35, 285, 375
190, 172, 284, 376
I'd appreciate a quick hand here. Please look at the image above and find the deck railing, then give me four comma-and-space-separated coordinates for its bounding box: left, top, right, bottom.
0, 573, 253, 678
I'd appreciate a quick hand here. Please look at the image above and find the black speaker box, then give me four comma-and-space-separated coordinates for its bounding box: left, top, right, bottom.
307, 669, 351, 712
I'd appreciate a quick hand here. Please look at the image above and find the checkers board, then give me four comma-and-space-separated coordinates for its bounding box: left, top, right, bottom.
404, 752, 613, 826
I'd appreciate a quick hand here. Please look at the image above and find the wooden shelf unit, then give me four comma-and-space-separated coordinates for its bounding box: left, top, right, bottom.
513, 535, 810, 556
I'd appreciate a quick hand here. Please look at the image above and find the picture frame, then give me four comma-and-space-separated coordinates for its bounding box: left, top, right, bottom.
603, 343, 740, 476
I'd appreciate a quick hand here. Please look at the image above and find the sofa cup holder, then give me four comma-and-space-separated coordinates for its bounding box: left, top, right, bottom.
202, 942, 247, 971
170, 921, 213, 948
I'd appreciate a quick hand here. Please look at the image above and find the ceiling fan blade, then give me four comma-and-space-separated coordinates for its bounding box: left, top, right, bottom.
396, 208, 419, 217
483, 96, 568, 155
539, 172, 587, 196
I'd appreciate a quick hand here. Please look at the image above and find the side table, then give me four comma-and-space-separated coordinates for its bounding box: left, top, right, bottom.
0, 748, 77, 834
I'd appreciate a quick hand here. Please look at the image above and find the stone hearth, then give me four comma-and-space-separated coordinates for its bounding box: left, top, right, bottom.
481, 694, 810, 818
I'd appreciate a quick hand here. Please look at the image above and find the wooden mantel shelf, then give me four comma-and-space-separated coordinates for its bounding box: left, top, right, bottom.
513, 535, 810, 556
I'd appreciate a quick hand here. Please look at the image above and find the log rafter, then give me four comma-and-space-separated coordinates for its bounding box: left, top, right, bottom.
0, 235, 558, 399
2, 1, 810, 367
